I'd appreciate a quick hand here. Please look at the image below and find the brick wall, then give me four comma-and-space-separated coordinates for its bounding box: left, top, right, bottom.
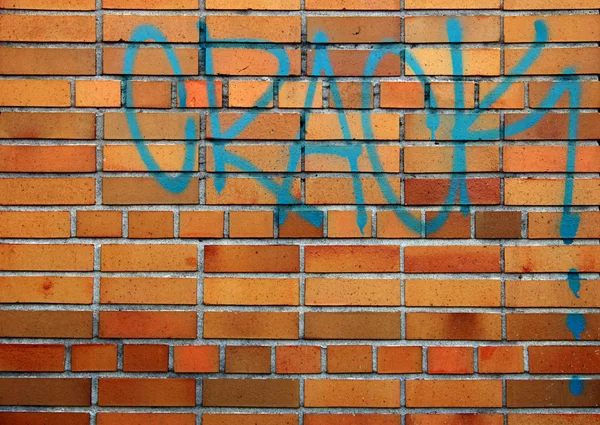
0, 0, 599, 423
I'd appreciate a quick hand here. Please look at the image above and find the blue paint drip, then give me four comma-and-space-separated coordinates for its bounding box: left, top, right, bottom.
566, 313, 586, 340
568, 268, 582, 299
570, 375, 584, 396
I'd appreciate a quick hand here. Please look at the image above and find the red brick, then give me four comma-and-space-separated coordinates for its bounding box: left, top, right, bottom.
204, 245, 299, 273
327, 345, 372, 373
101, 244, 197, 271
203, 414, 298, 425
505, 246, 600, 273
405, 279, 501, 307
97, 413, 196, 425
428, 346, 474, 374
71, 344, 117, 372
507, 379, 600, 407
99, 311, 197, 339
204, 312, 298, 339
406, 380, 502, 407
0, 112, 95, 140
0, 412, 89, 425
305, 312, 401, 340
507, 313, 600, 340
407, 415, 503, 425
103, 0, 197, 8
405, 178, 500, 205
174, 346, 220, 373
101, 277, 197, 305
123, 345, 169, 372
226, 346, 271, 374
180, 211, 224, 238
0, 344, 65, 372
98, 378, 196, 407
405, 246, 501, 273
478, 346, 524, 373
0, 0, 95, 9
204, 278, 299, 306
306, 0, 399, 9
508, 414, 600, 425
378, 346, 422, 374
0, 378, 91, 406
505, 279, 600, 307
203, 379, 299, 407
229, 211, 274, 238
305, 245, 400, 273
406, 313, 502, 340
276, 346, 321, 374
305, 380, 400, 407
125, 81, 171, 108
0, 211, 70, 239
128, 211, 174, 239
380, 82, 425, 108
0, 145, 95, 172
305, 278, 400, 306
76, 211, 122, 238
529, 346, 600, 374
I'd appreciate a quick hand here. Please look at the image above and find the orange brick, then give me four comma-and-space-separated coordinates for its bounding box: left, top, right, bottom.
306, 113, 399, 140
305, 278, 400, 306
328, 210, 372, 238
430, 82, 475, 109
0, 344, 65, 372
0, 378, 91, 406
71, 344, 117, 372
279, 209, 324, 238
506, 278, 600, 307
378, 346, 423, 374
204, 312, 299, 339
507, 379, 600, 407
0, 412, 89, 425
103, 0, 198, 8
406, 16, 499, 43
529, 346, 600, 374
0, 0, 95, 9
104, 47, 198, 75
97, 413, 196, 425
203, 379, 299, 407
102, 177, 199, 205
479, 82, 525, 109
104, 15, 199, 43
305, 380, 400, 408
99, 311, 197, 339
75, 80, 120, 107
306, 177, 400, 204
0, 112, 95, 140
178, 80, 223, 108
0, 47, 95, 75
507, 313, 600, 340
508, 414, 600, 425
306, 415, 399, 425
101, 277, 197, 305
406, 313, 502, 340
428, 346, 473, 374
206, 16, 300, 43
279, 81, 322, 108
408, 49, 500, 76
101, 244, 197, 271
0, 310, 92, 338
0, 276, 92, 304
307, 17, 400, 43
104, 145, 199, 171
330, 82, 373, 109
123, 345, 169, 372
0, 145, 95, 172
505, 246, 600, 273
530, 81, 600, 108
0, 79, 70, 107
376, 210, 421, 239
404, 146, 499, 173
406, 380, 502, 407
207, 0, 300, 9
128, 211, 174, 239
204, 414, 298, 425
209, 48, 300, 76
0, 14, 95, 42
425, 211, 470, 239
405, 279, 501, 307
306, 0, 399, 9
305, 312, 401, 340
475, 211, 522, 239
380, 82, 424, 108
305, 245, 400, 273
0, 244, 93, 271
407, 415, 503, 425
506, 178, 600, 205
306, 145, 401, 172
0, 178, 95, 206
125, 81, 171, 108
207, 145, 299, 173
505, 113, 600, 140
226, 346, 271, 374
0, 211, 70, 238
77, 211, 122, 238
405, 113, 500, 140
308, 49, 400, 76
105, 112, 199, 140
229, 211, 274, 238
207, 113, 300, 140
327, 345, 372, 373
506, 47, 600, 75
478, 346, 524, 373
206, 177, 300, 205
504, 146, 600, 172
276, 346, 321, 374
205, 278, 298, 305
228, 80, 273, 108
98, 378, 195, 407
506, 15, 600, 42
405, 0, 499, 8
204, 245, 299, 272
405, 246, 501, 273
174, 346, 220, 373
180, 211, 224, 238
529, 212, 600, 239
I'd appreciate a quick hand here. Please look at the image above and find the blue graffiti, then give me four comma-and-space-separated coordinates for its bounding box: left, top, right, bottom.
566, 313, 586, 341
570, 375, 584, 396
568, 268, 582, 299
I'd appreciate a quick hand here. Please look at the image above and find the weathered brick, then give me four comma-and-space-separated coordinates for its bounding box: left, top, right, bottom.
406, 313, 502, 340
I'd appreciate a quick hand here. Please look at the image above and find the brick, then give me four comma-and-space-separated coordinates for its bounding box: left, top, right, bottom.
97, 413, 196, 425
428, 346, 474, 374
505, 113, 600, 140
506, 279, 600, 307
405, 279, 501, 307
407, 415, 503, 425
0, 412, 89, 425
203, 415, 298, 425
505, 0, 600, 7
0, 14, 95, 42
229, 211, 274, 238
0, 211, 70, 238
505, 179, 600, 205
128, 211, 174, 239
125, 81, 171, 108
0, 244, 93, 271
425, 211, 470, 239
478, 346, 525, 373
305, 245, 400, 273
104, 15, 199, 43
330, 82, 373, 109
306, 113, 399, 140
506, 48, 600, 75
380, 82, 425, 108
207, 113, 300, 140
0, 145, 95, 172
102, 177, 199, 205
507, 379, 600, 407
0, 79, 70, 107
376, 210, 421, 239
327, 345, 372, 373
103, 0, 198, 8
204, 245, 299, 272
430, 82, 475, 109
406, 313, 502, 340
308, 50, 400, 76
101, 244, 197, 271
180, 211, 224, 238
74, 80, 120, 107
279, 210, 324, 238
505, 246, 600, 273
174, 346, 220, 373
105, 112, 199, 140
476, 211, 522, 239
405, 0, 499, 8
104, 47, 198, 75
529, 212, 600, 239
405, 178, 500, 205
178, 80, 223, 108
208, 48, 300, 76
276, 346, 321, 374
207, 16, 300, 43
406, 380, 502, 407
506, 15, 600, 42
307, 17, 401, 43
204, 312, 299, 339
0, 47, 95, 75
305, 312, 401, 340
279, 81, 322, 108
0, 178, 95, 206
405, 246, 501, 273
229, 80, 273, 108
305, 380, 400, 407
0, 112, 95, 140
306, 177, 400, 204
0, 344, 65, 372
305, 278, 400, 306
98, 378, 196, 407
204, 278, 299, 305
328, 210, 372, 238
404, 146, 499, 173
226, 346, 271, 374
408, 49, 500, 76
0, 378, 91, 406
378, 346, 423, 374
206, 177, 300, 205
405, 113, 500, 140
507, 313, 600, 340
99, 311, 197, 339
207, 0, 300, 9
530, 81, 600, 108
406, 16, 500, 43
0, 276, 92, 304
529, 346, 600, 374
203, 379, 299, 407
77, 211, 122, 238
71, 344, 117, 372
307, 415, 400, 425
306, 0, 400, 9
101, 277, 197, 305
123, 345, 169, 372
508, 415, 600, 425
479, 82, 525, 109
0, 0, 95, 9
504, 146, 600, 172
207, 145, 299, 173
